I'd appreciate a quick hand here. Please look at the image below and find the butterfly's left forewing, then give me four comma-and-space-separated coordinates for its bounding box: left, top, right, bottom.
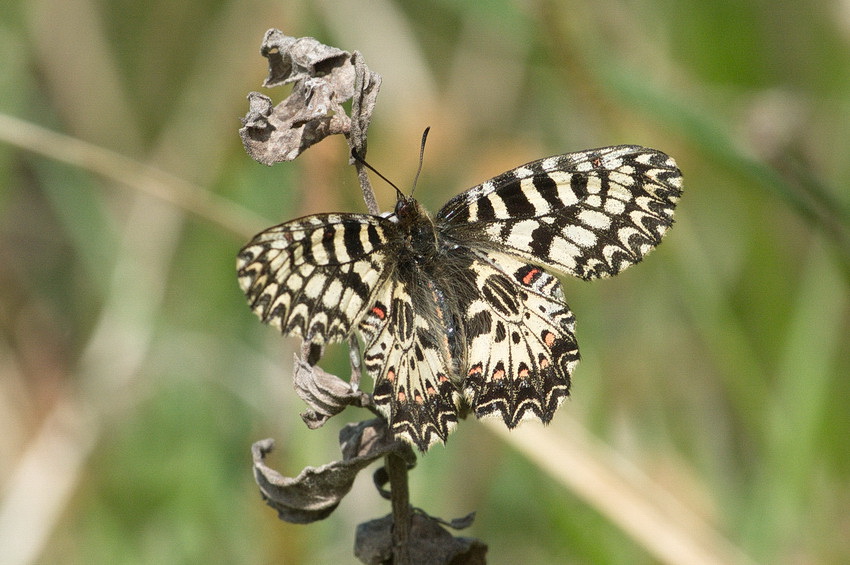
438, 145, 682, 280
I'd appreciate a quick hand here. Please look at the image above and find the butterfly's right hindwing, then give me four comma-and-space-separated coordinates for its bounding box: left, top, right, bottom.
237, 213, 398, 344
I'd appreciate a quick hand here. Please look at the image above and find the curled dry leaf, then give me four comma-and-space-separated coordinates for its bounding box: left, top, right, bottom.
292, 354, 371, 429
239, 29, 381, 165
349, 51, 381, 157
252, 419, 414, 524
354, 513, 488, 565
260, 31, 352, 89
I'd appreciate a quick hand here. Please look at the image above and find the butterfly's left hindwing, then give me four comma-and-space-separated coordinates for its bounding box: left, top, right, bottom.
461, 250, 578, 427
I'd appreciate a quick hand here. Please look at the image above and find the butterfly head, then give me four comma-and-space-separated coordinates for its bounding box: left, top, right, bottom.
392, 195, 440, 262
394, 194, 427, 225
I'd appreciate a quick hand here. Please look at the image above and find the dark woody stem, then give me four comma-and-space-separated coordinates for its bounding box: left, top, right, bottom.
385, 451, 412, 565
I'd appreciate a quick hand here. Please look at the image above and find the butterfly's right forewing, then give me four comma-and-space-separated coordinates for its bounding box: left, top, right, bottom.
237, 213, 398, 344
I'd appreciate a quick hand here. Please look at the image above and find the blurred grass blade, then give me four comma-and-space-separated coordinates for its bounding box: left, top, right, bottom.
485, 418, 757, 565
0, 113, 267, 239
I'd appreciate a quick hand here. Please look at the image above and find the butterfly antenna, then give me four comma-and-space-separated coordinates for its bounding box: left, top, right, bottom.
411, 127, 430, 196
351, 150, 405, 201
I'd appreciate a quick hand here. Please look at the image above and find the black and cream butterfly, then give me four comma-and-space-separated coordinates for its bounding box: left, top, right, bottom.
237, 145, 682, 451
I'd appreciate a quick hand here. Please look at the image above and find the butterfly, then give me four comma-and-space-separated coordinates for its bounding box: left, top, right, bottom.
237, 145, 682, 450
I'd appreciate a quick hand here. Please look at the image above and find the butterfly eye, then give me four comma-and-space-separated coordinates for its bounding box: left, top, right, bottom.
394, 197, 414, 218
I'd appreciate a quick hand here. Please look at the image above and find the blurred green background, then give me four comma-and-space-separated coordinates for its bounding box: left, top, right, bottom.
1, 0, 848, 563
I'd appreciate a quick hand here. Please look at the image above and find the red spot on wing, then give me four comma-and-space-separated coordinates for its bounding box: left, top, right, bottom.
522, 267, 541, 286
371, 305, 387, 320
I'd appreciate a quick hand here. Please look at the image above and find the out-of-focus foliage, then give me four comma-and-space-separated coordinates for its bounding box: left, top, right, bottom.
1, 0, 848, 563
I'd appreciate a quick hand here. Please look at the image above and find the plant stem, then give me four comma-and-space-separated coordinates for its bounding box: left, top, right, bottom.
385, 452, 411, 565
354, 160, 380, 215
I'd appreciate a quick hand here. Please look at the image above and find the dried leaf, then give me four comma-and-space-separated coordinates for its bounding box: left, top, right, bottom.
354, 513, 488, 565
292, 354, 370, 429
252, 419, 413, 524
349, 51, 381, 157
414, 508, 478, 531
260, 30, 352, 89
239, 30, 381, 164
